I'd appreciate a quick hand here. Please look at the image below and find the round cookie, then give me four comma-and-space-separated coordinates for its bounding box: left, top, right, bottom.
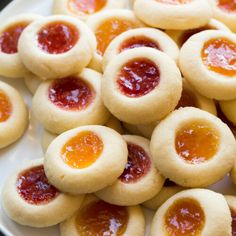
44, 125, 128, 194
225, 195, 236, 235
24, 72, 42, 94
0, 81, 28, 149
18, 15, 96, 79
0, 14, 42, 78
134, 0, 212, 30
32, 68, 110, 134
179, 30, 236, 100
151, 189, 232, 236
96, 135, 165, 206
150, 107, 236, 187
102, 47, 182, 124
60, 195, 145, 236
1, 158, 84, 228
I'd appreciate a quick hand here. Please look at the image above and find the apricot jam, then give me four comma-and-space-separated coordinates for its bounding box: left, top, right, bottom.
231, 208, 236, 236
61, 131, 103, 169
0, 91, 11, 122
76, 200, 128, 235
176, 88, 197, 109
156, 0, 190, 5
175, 122, 219, 164
117, 58, 160, 97
95, 18, 134, 55
165, 198, 205, 236
119, 143, 151, 183
201, 38, 236, 76
218, 0, 236, 13
48, 77, 94, 110
37, 22, 79, 54
0, 23, 28, 54
16, 165, 59, 205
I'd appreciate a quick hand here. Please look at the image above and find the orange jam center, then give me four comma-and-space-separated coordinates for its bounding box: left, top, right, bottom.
175, 122, 219, 164
176, 88, 197, 109
218, 0, 236, 12
0, 22, 28, 54
95, 18, 135, 56
76, 200, 128, 235
201, 38, 236, 76
156, 0, 190, 5
231, 208, 236, 236
165, 198, 205, 236
69, 0, 107, 14
0, 90, 12, 122
61, 131, 103, 169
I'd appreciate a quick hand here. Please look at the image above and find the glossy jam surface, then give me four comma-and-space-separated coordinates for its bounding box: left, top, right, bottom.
49, 77, 94, 110
95, 18, 134, 55
0, 23, 27, 54
76, 200, 128, 236
165, 198, 205, 236
231, 208, 236, 236
0, 91, 11, 122
16, 165, 59, 205
201, 38, 236, 76
117, 58, 160, 98
156, 0, 190, 5
176, 88, 197, 109
38, 22, 79, 54
119, 143, 151, 183
61, 131, 103, 169
175, 122, 219, 164
218, 0, 236, 13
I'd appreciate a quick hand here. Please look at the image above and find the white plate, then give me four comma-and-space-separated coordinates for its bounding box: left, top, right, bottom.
0, 1, 236, 236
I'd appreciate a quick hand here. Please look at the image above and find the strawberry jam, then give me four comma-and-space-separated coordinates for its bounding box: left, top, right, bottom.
218, 0, 236, 13
0, 90, 12, 122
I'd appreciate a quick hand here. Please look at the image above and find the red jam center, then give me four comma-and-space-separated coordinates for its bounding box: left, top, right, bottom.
119, 143, 151, 183
176, 88, 197, 109
76, 200, 128, 235
231, 208, 236, 236
156, 0, 190, 5
16, 165, 59, 205
0, 22, 28, 54
117, 58, 160, 98
48, 77, 94, 110
0, 90, 12, 122
38, 22, 79, 54
218, 0, 236, 13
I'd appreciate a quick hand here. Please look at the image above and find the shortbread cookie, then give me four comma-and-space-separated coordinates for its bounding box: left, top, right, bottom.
1, 158, 84, 228
96, 135, 165, 205
18, 15, 96, 79
86, 9, 143, 72
151, 189, 231, 236
150, 107, 236, 187
179, 30, 236, 100
33, 69, 110, 134
60, 195, 145, 236
134, 0, 212, 30
225, 195, 236, 235
102, 47, 182, 124
0, 81, 28, 149
24, 72, 42, 94
0, 14, 42, 78
44, 125, 128, 194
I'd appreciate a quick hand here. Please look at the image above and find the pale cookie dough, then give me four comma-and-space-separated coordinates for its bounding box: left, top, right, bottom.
150, 107, 236, 187
18, 15, 96, 79
151, 189, 232, 236
24, 72, 42, 94
1, 158, 84, 228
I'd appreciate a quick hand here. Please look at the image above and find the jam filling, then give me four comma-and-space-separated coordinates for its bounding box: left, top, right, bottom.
165, 198, 205, 236
76, 200, 128, 235
16, 165, 59, 205
119, 143, 151, 183
231, 208, 236, 236
61, 131, 103, 169
175, 122, 219, 164
176, 88, 197, 109
117, 58, 160, 98
0, 90, 12, 122
218, 0, 236, 13
201, 38, 236, 76
38, 22, 79, 54
48, 77, 94, 110
95, 18, 134, 56
0, 22, 28, 54
156, 0, 190, 5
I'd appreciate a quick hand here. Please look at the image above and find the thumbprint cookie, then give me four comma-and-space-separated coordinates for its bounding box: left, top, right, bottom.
60, 195, 145, 236
134, 0, 212, 30
1, 159, 84, 227
32, 68, 110, 134
24, 72, 42, 94
44, 125, 128, 194
179, 30, 236, 100
0, 81, 28, 149
102, 47, 182, 124
96, 135, 165, 206
225, 195, 236, 235
151, 189, 232, 236
0, 14, 42, 78
86, 9, 143, 72
150, 107, 236, 187
18, 15, 96, 79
